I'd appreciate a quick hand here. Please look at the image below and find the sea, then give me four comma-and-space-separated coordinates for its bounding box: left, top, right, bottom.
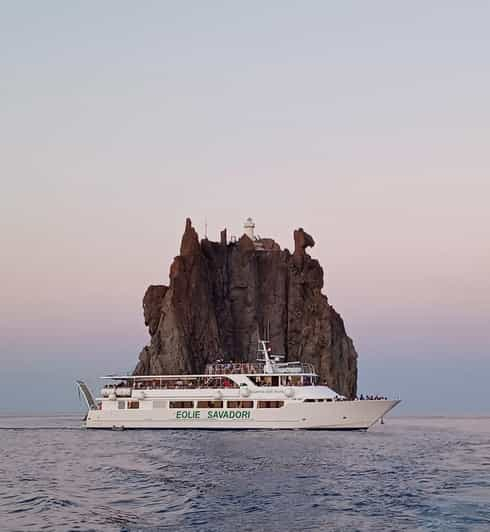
0, 416, 489, 532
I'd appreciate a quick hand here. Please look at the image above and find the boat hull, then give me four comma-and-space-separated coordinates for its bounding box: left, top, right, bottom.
85, 400, 399, 430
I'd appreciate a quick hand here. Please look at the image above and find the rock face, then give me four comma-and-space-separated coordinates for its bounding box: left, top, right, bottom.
134, 219, 358, 397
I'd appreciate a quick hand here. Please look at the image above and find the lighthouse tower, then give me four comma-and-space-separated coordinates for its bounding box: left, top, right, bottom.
243, 217, 255, 240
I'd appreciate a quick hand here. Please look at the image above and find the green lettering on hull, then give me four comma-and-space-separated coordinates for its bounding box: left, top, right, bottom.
176, 410, 200, 419
207, 410, 251, 419
175, 409, 251, 420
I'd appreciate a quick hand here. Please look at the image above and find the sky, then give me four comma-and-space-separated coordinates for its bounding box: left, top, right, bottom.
1, 1, 489, 415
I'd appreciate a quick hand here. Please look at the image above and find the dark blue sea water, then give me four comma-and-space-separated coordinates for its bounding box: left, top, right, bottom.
1, 416, 489, 532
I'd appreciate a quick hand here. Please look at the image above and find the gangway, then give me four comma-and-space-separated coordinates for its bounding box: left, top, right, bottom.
76, 380, 99, 410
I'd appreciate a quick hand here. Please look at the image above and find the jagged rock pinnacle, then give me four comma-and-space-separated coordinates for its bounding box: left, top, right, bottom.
180, 218, 200, 256
294, 227, 315, 256
134, 219, 358, 397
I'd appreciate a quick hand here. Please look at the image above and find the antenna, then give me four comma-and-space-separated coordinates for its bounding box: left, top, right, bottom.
262, 320, 270, 341
204, 218, 208, 239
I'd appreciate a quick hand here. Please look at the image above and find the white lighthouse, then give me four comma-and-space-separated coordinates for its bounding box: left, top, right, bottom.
243, 217, 255, 240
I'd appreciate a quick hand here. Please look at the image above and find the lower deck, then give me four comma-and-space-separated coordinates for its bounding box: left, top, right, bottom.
86, 399, 399, 431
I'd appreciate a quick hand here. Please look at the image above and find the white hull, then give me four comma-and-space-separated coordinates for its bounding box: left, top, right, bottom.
85, 400, 399, 430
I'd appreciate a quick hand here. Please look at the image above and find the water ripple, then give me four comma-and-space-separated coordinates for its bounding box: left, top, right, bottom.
1, 416, 490, 531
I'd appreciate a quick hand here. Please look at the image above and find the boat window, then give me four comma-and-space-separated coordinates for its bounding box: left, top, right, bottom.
117, 401, 125, 410
252, 375, 307, 387
152, 400, 167, 409
257, 401, 284, 408
197, 400, 223, 409
169, 401, 194, 409
227, 400, 254, 409
128, 401, 139, 409
249, 376, 274, 387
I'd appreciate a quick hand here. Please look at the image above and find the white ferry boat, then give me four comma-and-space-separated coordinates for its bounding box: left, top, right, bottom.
77, 342, 399, 430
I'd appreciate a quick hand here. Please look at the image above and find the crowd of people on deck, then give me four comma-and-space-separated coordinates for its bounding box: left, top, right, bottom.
206, 361, 263, 375
357, 394, 388, 400
107, 379, 389, 398
332, 394, 389, 401
106, 378, 239, 391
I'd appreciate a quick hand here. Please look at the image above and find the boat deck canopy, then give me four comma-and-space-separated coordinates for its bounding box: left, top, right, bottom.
101, 372, 317, 380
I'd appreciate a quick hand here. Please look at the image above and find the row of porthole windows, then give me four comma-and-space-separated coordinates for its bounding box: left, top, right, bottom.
117, 400, 284, 410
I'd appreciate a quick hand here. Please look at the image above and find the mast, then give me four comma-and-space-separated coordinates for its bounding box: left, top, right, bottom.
259, 340, 274, 374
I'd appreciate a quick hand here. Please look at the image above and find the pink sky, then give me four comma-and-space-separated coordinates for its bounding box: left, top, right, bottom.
1, 2, 489, 413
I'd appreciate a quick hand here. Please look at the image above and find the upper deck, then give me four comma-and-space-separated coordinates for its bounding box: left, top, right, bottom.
100, 372, 318, 389
205, 341, 317, 376
204, 361, 316, 375
100, 341, 318, 393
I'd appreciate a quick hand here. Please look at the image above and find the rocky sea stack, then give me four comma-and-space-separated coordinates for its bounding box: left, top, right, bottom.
134, 218, 358, 398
